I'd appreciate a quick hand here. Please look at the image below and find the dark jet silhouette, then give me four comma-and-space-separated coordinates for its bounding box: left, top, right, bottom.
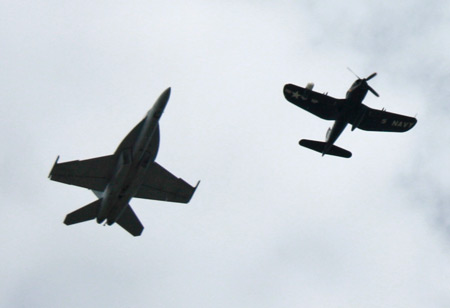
49, 88, 199, 236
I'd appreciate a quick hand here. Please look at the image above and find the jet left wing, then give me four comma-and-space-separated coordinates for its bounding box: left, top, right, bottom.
352, 104, 417, 132
283, 84, 344, 120
134, 162, 198, 203
49, 155, 117, 191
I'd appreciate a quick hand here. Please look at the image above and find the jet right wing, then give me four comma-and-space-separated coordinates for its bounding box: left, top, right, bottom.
283, 84, 344, 120
49, 155, 117, 191
134, 162, 199, 203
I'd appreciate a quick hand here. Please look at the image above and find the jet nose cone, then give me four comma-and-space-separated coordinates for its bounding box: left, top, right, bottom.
151, 87, 171, 119
162, 87, 171, 99
158, 87, 171, 106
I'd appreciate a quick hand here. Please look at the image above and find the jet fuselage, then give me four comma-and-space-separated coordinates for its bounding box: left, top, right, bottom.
96, 88, 171, 225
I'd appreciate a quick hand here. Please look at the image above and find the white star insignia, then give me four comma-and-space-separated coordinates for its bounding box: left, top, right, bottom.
292, 91, 301, 99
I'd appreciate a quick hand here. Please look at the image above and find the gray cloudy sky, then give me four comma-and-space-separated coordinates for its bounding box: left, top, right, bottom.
1, 1, 450, 307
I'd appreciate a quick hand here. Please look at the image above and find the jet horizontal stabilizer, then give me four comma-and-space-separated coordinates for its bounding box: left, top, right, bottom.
299, 139, 352, 158
64, 199, 102, 225
116, 205, 144, 236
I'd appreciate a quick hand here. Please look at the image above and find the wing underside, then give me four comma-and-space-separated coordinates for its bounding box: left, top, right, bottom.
134, 162, 198, 203
49, 155, 117, 191
353, 105, 417, 132
283, 84, 344, 120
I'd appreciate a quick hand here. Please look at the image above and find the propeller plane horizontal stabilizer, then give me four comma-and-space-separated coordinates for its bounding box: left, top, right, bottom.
299, 139, 352, 158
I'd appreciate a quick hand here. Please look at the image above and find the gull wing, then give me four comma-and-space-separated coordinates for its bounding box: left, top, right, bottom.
283, 84, 344, 120
352, 104, 417, 132
134, 162, 199, 203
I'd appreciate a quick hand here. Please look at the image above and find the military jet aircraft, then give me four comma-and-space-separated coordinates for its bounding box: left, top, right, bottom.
283, 73, 417, 158
49, 88, 199, 236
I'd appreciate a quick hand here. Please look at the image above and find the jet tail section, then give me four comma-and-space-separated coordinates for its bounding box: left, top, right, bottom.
64, 199, 102, 225
299, 139, 352, 158
116, 205, 144, 236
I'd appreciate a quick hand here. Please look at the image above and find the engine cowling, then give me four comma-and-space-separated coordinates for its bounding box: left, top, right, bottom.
306, 82, 314, 91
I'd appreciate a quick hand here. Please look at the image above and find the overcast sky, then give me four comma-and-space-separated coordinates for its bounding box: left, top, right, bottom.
1, 1, 450, 307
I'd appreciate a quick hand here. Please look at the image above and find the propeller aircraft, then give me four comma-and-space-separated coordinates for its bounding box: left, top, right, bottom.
283, 72, 417, 158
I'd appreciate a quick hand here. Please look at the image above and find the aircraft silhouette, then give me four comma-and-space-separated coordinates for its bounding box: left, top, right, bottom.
49, 88, 199, 236
283, 72, 417, 158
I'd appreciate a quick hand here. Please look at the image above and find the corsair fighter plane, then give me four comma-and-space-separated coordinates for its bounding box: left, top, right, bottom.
49, 88, 199, 236
283, 73, 417, 158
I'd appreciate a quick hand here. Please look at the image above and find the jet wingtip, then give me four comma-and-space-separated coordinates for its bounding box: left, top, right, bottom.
192, 180, 201, 195
186, 181, 201, 204
194, 180, 201, 191
48, 155, 60, 178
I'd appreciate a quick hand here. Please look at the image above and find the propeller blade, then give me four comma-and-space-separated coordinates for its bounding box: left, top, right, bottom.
347, 67, 360, 79
366, 72, 377, 81
368, 86, 379, 97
